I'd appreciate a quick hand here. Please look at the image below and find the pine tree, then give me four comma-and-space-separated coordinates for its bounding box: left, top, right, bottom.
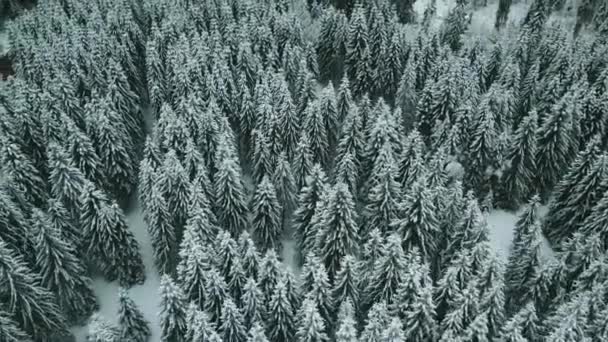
402, 271, 438, 342
300, 257, 334, 325
293, 165, 328, 264
87, 314, 120, 342
220, 297, 248, 342
303, 101, 330, 168
242, 277, 264, 331
440, 3, 469, 51
267, 279, 296, 342
252, 176, 283, 252
259, 250, 283, 306
252, 129, 275, 183
80, 183, 145, 286
159, 275, 188, 342
335, 300, 358, 342
144, 177, 177, 275
238, 231, 261, 279
466, 98, 499, 195
118, 288, 151, 342
0, 239, 70, 340
332, 255, 361, 314
435, 248, 474, 321
391, 179, 439, 261
273, 152, 297, 222
336, 75, 353, 124
316, 182, 359, 280
32, 209, 98, 325
363, 233, 407, 314
500, 110, 538, 209
295, 296, 329, 342
215, 156, 249, 237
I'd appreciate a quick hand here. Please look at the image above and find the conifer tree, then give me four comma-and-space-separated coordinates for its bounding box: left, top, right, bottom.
0, 309, 32, 342
293, 133, 315, 190
259, 250, 283, 305
336, 76, 353, 124
90, 101, 137, 202
252, 129, 275, 183
495, 0, 513, 30
80, 183, 145, 286
267, 279, 296, 342
248, 322, 270, 342
293, 165, 328, 264
215, 156, 249, 237
382, 318, 406, 342
535, 91, 579, 197
0, 239, 70, 340
440, 3, 469, 51
466, 98, 499, 195
363, 141, 401, 237
1, 139, 46, 206
303, 101, 330, 168
346, 4, 372, 96
363, 234, 407, 314
160, 149, 192, 234
185, 304, 220, 342
332, 255, 361, 315
295, 296, 329, 342
239, 231, 261, 279
361, 302, 391, 342
335, 302, 358, 342
546, 154, 608, 245
118, 288, 150, 342
402, 272, 438, 342
32, 209, 98, 325
252, 176, 283, 252
221, 297, 248, 342
204, 268, 230, 326
48, 142, 85, 216
144, 177, 177, 275
391, 179, 439, 262
273, 153, 297, 223
87, 314, 120, 342
159, 275, 188, 342
47, 195, 81, 250
242, 277, 264, 331
316, 182, 359, 280
500, 110, 538, 208
300, 257, 334, 325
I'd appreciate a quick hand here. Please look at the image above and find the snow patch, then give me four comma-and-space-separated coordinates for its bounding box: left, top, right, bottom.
71, 204, 161, 342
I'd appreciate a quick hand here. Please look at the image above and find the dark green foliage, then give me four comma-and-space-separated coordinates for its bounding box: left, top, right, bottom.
215, 155, 249, 238
144, 177, 177, 276
252, 176, 283, 253
118, 289, 151, 342
159, 275, 188, 342
32, 209, 98, 325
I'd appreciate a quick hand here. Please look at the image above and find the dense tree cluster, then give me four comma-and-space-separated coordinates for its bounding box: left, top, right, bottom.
1, 0, 608, 341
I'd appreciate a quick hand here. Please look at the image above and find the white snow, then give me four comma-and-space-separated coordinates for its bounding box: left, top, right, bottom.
486, 206, 555, 262
71, 203, 162, 342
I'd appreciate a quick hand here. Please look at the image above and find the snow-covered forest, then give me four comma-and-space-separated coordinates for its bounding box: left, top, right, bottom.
0, 0, 607, 341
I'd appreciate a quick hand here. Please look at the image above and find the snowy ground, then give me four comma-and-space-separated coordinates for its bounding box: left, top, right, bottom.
71, 202, 162, 342
486, 207, 555, 262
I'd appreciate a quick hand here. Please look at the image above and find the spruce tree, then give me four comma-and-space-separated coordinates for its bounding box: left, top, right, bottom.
336, 75, 353, 124
300, 257, 334, 325
382, 318, 406, 342
252, 176, 283, 253
160, 149, 192, 235
332, 255, 361, 315
215, 156, 249, 237
144, 177, 177, 276
335, 301, 358, 342
316, 182, 359, 280
295, 296, 329, 342
0, 239, 70, 340
159, 275, 188, 342
248, 322, 270, 342
293, 133, 315, 190
391, 179, 439, 262
118, 288, 151, 342
204, 268, 230, 326
80, 183, 145, 286
303, 101, 330, 168
500, 110, 538, 208
293, 165, 328, 264
361, 302, 391, 342
220, 297, 248, 342
48, 142, 85, 217
259, 250, 283, 305
267, 279, 296, 342
239, 231, 261, 279
242, 277, 264, 331
402, 272, 438, 342
363, 233, 407, 314
185, 304, 220, 342
32, 209, 98, 325
465, 98, 499, 195
273, 152, 297, 222
87, 314, 120, 342
1, 139, 46, 206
